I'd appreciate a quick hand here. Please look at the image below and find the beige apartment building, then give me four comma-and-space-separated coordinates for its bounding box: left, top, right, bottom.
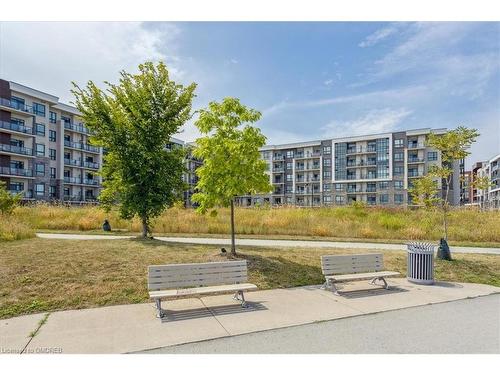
0, 79, 102, 203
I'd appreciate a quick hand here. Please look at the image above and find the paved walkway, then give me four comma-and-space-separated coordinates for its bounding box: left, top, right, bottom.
2, 279, 499, 354
144, 294, 500, 354
36, 233, 500, 255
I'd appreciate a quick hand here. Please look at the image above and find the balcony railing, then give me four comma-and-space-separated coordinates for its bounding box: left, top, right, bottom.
347, 161, 377, 167
272, 168, 284, 173
0, 166, 33, 177
9, 190, 33, 199
347, 146, 377, 154
408, 143, 426, 149
0, 120, 33, 135
408, 171, 423, 177
64, 140, 100, 153
408, 157, 425, 163
64, 122, 90, 134
273, 155, 284, 161
0, 143, 33, 156
64, 159, 100, 169
0, 97, 33, 113
295, 152, 321, 159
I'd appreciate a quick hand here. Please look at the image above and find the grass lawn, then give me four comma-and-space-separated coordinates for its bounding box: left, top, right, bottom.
1, 237, 499, 319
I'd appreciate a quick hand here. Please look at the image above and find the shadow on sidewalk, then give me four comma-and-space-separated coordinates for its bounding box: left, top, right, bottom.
160, 301, 267, 323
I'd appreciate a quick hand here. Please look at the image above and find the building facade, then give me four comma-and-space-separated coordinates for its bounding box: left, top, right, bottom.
477, 154, 500, 210
235, 128, 461, 207
0, 79, 102, 203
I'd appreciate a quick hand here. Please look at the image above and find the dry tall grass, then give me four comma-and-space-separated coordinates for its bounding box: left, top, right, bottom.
0, 213, 35, 241
11, 203, 500, 243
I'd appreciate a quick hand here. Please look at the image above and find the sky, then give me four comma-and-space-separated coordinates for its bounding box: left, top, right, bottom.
0, 21, 499, 167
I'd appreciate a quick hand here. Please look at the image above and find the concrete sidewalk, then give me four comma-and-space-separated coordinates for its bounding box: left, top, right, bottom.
2, 279, 499, 354
36, 233, 500, 255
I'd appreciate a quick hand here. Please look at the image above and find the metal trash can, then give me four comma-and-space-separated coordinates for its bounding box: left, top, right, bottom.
407, 242, 435, 285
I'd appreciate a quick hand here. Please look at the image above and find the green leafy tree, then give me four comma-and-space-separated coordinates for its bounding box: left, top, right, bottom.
72, 62, 196, 238
0, 181, 21, 215
192, 98, 272, 255
425, 126, 480, 244
409, 175, 440, 208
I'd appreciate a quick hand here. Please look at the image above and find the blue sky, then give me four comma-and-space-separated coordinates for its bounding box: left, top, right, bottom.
0, 22, 499, 167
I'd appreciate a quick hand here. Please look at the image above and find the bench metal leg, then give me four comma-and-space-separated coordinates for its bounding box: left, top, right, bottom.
325, 279, 340, 296
154, 298, 164, 318
370, 277, 389, 290
233, 290, 248, 307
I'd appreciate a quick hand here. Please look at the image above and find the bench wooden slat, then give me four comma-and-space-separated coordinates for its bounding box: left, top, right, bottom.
148, 260, 251, 292
325, 271, 400, 282
149, 283, 258, 299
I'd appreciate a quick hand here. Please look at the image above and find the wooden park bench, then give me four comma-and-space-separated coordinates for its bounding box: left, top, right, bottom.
148, 260, 257, 318
321, 253, 399, 295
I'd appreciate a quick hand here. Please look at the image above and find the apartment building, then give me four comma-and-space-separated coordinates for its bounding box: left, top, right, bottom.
0, 79, 102, 202
235, 128, 461, 207
477, 154, 500, 210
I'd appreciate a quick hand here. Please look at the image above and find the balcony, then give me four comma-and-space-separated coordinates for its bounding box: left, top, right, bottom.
64, 176, 82, 184
0, 120, 34, 135
273, 155, 284, 161
272, 168, 284, 173
9, 190, 34, 199
64, 140, 100, 154
64, 122, 90, 134
0, 143, 34, 157
408, 157, 425, 164
346, 146, 377, 155
0, 97, 33, 115
295, 152, 321, 159
83, 161, 99, 169
0, 166, 33, 177
408, 171, 423, 178
346, 160, 377, 168
408, 142, 426, 149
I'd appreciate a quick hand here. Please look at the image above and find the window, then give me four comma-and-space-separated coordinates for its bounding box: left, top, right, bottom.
394, 139, 404, 148
35, 163, 45, 177
335, 195, 345, 204
323, 146, 331, 155
11, 96, 25, 110
335, 183, 343, 191
323, 195, 332, 203
323, 183, 331, 192
50, 111, 57, 124
35, 183, 45, 197
49, 148, 56, 160
394, 180, 404, 190
380, 194, 389, 204
33, 102, 46, 117
323, 158, 331, 167
286, 174, 293, 182
394, 194, 404, 204
323, 170, 331, 179
10, 182, 24, 192
49, 186, 56, 198
62, 116, 71, 125
394, 166, 404, 176
394, 152, 404, 162
49, 130, 56, 142
50, 167, 56, 179
36, 143, 45, 156
379, 181, 389, 189
286, 162, 293, 170
36, 123, 45, 136
286, 150, 294, 159
427, 151, 438, 161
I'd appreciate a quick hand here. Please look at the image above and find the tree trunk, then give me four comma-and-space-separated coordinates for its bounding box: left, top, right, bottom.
230, 199, 236, 255
141, 215, 148, 239
443, 175, 451, 241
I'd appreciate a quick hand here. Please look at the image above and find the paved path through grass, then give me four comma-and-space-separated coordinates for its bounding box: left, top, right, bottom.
36, 233, 500, 255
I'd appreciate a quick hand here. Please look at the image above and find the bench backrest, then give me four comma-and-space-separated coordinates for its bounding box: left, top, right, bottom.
321, 253, 383, 276
148, 260, 248, 291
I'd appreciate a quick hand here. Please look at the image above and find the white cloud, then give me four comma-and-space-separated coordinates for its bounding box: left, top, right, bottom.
358, 24, 399, 48
323, 79, 334, 86
322, 108, 413, 138
0, 22, 182, 103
